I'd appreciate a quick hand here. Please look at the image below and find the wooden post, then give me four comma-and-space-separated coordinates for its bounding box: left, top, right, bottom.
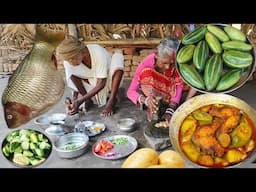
67, 24, 78, 37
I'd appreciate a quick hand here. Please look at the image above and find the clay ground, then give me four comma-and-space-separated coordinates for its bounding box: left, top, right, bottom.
0, 74, 256, 168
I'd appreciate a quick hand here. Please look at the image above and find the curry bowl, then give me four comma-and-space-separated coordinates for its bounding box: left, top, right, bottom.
169, 93, 256, 168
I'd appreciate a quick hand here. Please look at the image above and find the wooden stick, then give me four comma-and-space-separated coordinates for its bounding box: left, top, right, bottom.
83, 39, 161, 46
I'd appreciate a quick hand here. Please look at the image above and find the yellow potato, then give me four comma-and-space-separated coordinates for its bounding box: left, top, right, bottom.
147, 164, 173, 168
121, 148, 159, 168
158, 150, 186, 168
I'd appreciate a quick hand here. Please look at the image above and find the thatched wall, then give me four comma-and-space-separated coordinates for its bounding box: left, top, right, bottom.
0, 24, 256, 79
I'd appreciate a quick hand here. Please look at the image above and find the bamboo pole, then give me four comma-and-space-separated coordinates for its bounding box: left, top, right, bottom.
83, 39, 161, 46
67, 24, 78, 37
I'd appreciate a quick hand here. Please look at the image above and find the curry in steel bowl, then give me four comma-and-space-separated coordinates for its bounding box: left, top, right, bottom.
169, 93, 256, 168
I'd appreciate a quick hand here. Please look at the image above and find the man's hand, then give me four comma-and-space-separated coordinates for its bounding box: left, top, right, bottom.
70, 99, 83, 115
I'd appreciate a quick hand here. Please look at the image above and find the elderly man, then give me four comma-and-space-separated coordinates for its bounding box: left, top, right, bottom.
56, 36, 124, 117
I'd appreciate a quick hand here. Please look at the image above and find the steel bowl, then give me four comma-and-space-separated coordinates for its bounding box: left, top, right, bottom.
117, 118, 136, 132
176, 23, 256, 94
169, 93, 256, 168
1, 128, 52, 168
54, 133, 89, 159
45, 123, 66, 142
50, 113, 67, 122
34, 115, 51, 129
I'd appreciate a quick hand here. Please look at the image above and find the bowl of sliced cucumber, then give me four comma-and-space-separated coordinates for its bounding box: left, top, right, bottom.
1, 128, 52, 168
176, 23, 256, 94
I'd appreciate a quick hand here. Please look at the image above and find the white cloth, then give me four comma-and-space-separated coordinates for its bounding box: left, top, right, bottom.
63, 44, 124, 107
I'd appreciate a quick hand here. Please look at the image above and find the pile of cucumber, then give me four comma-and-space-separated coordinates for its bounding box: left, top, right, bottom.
2, 129, 52, 167
176, 24, 254, 92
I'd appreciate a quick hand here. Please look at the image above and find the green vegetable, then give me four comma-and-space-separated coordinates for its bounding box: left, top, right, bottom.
35, 148, 44, 157
177, 44, 195, 64
223, 50, 253, 68
2, 145, 10, 157
63, 143, 79, 150
30, 133, 38, 143
14, 146, 23, 153
9, 142, 20, 153
222, 41, 252, 51
29, 158, 45, 166
216, 69, 242, 91
205, 32, 222, 54
224, 26, 246, 42
13, 153, 30, 166
39, 142, 51, 150
110, 137, 128, 145
203, 54, 223, 91
193, 40, 209, 72
182, 26, 207, 45
207, 25, 230, 42
29, 142, 37, 150
2, 129, 52, 166
38, 134, 44, 142
21, 141, 29, 150
23, 150, 34, 157
179, 64, 205, 90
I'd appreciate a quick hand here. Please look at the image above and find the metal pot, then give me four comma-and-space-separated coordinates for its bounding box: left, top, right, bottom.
169, 93, 256, 168
176, 23, 256, 94
54, 133, 89, 159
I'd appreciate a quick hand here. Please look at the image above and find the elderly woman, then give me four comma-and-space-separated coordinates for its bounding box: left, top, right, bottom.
56, 36, 124, 117
127, 38, 196, 122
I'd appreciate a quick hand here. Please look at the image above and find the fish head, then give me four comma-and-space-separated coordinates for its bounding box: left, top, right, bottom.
3, 102, 32, 128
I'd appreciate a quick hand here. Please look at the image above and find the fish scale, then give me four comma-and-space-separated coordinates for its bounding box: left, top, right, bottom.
2, 26, 65, 128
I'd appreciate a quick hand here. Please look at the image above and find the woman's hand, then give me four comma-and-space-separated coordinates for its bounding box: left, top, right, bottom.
145, 95, 158, 114
161, 113, 172, 122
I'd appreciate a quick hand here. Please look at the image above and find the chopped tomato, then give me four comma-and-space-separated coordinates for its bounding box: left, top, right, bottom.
94, 143, 101, 153
95, 140, 114, 154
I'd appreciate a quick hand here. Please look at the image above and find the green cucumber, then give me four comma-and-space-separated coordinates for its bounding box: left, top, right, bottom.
179, 64, 205, 90
222, 41, 252, 51
216, 69, 242, 91
193, 40, 209, 72
204, 54, 223, 91
207, 24, 230, 42
223, 50, 253, 68
182, 26, 207, 45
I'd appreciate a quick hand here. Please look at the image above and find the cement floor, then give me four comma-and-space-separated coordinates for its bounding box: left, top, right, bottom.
1, 74, 256, 168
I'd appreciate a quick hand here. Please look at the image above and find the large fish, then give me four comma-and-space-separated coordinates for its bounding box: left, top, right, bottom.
2, 25, 66, 128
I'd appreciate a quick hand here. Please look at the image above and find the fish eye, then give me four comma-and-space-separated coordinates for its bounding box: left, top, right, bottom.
7, 114, 13, 120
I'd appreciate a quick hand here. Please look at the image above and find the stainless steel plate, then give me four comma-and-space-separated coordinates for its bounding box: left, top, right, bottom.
74, 121, 106, 136
92, 135, 138, 160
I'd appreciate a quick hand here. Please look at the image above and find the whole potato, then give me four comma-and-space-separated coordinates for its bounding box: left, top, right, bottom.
121, 148, 159, 168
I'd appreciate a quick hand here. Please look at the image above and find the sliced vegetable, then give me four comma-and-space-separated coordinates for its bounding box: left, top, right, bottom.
2, 129, 52, 167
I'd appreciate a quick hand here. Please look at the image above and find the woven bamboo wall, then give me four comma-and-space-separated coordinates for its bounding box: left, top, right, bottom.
0, 24, 256, 79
